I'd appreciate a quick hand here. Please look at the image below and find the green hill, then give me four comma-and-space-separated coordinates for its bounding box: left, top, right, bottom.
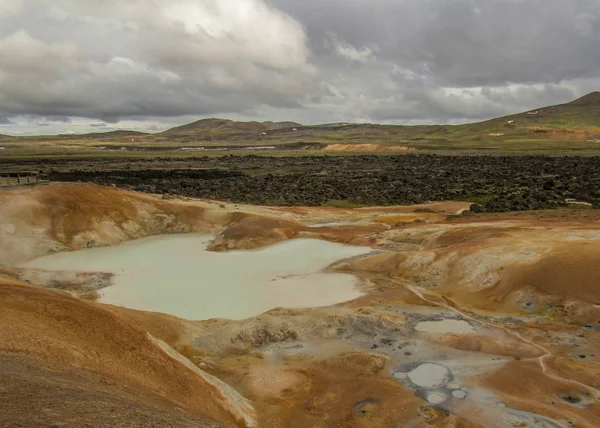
476, 91, 600, 129
423, 91, 600, 150
1, 92, 600, 154
154, 92, 600, 148
161, 119, 302, 138
81, 130, 149, 138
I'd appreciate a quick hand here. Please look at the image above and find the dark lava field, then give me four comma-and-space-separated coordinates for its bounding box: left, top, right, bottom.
5, 155, 600, 212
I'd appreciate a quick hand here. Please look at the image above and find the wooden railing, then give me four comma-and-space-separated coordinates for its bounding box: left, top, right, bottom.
0, 173, 50, 188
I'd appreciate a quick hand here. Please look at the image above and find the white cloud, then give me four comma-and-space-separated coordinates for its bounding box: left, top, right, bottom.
93, 57, 181, 84
156, 0, 309, 70
47, 0, 309, 70
575, 12, 599, 37
0, 0, 23, 17
48, 6, 69, 21
0, 0, 599, 133
328, 33, 375, 63
0, 30, 80, 75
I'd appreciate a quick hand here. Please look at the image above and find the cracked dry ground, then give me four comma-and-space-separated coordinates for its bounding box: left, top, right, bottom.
1, 183, 600, 427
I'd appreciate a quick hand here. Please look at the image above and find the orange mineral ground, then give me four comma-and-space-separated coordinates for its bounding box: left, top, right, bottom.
1, 182, 600, 427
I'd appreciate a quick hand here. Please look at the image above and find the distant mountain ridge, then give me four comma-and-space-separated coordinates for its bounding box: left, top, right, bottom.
158, 92, 600, 137
161, 118, 302, 137
0, 92, 599, 145
82, 130, 148, 137
56, 130, 149, 140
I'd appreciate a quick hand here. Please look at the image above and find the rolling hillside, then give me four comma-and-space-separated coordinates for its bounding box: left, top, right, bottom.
158, 91, 600, 141
454, 91, 600, 135
0, 92, 599, 154
161, 119, 302, 139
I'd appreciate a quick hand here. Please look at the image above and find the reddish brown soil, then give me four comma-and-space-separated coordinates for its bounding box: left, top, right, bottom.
0, 355, 223, 428
479, 361, 600, 428
494, 243, 600, 304
0, 278, 246, 427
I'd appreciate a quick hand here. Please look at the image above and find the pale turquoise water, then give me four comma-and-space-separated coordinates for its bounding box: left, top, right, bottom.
22, 235, 372, 320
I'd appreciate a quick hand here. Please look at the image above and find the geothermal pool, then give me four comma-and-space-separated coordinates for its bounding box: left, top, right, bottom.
22, 235, 373, 320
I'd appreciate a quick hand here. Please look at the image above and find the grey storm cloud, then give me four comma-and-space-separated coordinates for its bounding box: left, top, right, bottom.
0, 0, 599, 133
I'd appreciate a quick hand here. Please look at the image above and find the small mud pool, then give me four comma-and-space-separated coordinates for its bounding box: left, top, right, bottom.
415, 319, 476, 334
22, 235, 372, 320
407, 363, 451, 388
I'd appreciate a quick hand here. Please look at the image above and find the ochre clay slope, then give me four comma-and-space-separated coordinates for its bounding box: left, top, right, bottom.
0, 278, 254, 427
2, 183, 243, 263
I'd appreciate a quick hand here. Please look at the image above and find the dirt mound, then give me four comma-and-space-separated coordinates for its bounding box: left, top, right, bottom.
0, 182, 234, 266
529, 127, 591, 140
0, 278, 254, 427
431, 332, 544, 359
207, 211, 387, 251
250, 353, 423, 428
490, 243, 600, 304
338, 220, 600, 314
208, 213, 303, 251
431, 227, 510, 248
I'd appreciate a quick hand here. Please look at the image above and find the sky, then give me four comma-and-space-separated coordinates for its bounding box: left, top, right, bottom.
0, 0, 599, 135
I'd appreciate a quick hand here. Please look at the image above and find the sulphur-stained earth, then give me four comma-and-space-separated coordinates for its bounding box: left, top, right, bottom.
1, 182, 600, 427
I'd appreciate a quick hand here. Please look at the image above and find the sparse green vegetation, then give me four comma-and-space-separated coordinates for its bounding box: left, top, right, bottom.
1, 92, 600, 158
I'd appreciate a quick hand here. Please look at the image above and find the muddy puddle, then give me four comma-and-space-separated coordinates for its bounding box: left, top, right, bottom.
414, 319, 476, 334
393, 361, 569, 427
22, 235, 373, 320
